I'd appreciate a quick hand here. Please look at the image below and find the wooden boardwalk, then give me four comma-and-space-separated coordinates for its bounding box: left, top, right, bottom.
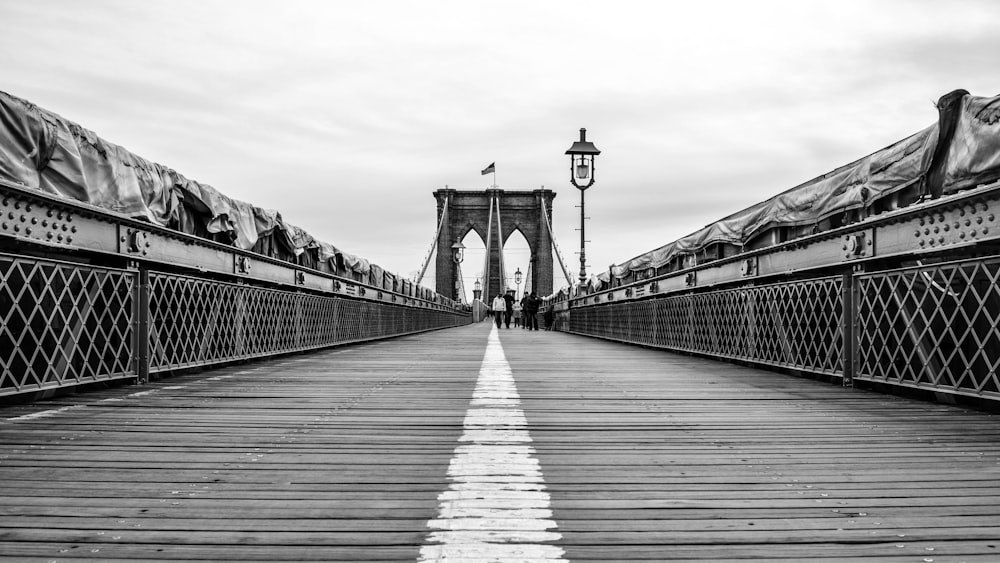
2, 321, 999, 561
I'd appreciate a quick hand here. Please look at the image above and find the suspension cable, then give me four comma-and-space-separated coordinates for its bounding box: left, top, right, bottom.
524, 262, 532, 297
455, 261, 466, 303
416, 195, 448, 285
540, 197, 574, 287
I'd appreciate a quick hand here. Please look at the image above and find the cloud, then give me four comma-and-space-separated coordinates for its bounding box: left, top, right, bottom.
2, 0, 999, 293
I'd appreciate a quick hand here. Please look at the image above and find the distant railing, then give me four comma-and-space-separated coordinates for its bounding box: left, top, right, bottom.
0, 181, 469, 398
568, 276, 844, 377
146, 270, 464, 375
554, 183, 1000, 403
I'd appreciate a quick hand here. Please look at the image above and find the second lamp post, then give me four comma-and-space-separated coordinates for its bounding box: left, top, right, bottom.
565, 128, 601, 284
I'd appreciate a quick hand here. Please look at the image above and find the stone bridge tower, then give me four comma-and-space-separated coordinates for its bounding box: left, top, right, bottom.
433, 188, 556, 301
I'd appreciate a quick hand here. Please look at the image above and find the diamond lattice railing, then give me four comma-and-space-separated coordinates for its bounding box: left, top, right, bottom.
569, 276, 844, 376
856, 257, 1000, 397
149, 273, 309, 371
148, 271, 468, 374
0, 254, 135, 395
0, 253, 467, 398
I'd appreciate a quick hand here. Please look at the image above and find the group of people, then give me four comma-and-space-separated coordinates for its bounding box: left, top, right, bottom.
490, 290, 553, 331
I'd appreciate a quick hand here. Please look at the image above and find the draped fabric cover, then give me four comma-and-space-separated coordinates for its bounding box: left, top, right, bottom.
0, 90, 389, 280
943, 95, 1000, 193
608, 93, 1000, 281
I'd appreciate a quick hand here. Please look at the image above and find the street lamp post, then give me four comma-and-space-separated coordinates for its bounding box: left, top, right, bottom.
452, 241, 465, 300
473, 278, 482, 301
514, 267, 522, 299
565, 128, 601, 284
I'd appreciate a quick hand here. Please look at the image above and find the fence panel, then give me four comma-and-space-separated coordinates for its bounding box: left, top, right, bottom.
855, 257, 1000, 399
568, 276, 844, 377
0, 254, 136, 395
148, 271, 467, 374
0, 255, 467, 398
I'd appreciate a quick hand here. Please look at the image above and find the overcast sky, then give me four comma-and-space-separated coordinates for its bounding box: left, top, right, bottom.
2, 1, 998, 296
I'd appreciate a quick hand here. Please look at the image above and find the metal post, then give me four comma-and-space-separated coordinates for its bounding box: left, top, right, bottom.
841, 272, 857, 387
579, 188, 587, 283
746, 287, 757, 360
134, 268, 150, 385
295, 292, 303, 350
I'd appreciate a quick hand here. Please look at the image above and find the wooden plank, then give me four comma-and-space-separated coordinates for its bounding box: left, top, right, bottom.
497, 326, 1000, 561
1, 321, 999, 561
0, 326, 491, 561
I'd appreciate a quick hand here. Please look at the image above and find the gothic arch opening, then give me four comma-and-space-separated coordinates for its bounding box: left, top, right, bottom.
503, 228, 530, 301
458, 227, 486, 303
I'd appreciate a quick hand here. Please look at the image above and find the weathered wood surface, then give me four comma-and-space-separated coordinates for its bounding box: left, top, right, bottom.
1, 321, 999, 561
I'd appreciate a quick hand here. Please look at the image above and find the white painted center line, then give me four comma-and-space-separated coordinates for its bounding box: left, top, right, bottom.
6, 404, 86, 422
419, 326, 567, 562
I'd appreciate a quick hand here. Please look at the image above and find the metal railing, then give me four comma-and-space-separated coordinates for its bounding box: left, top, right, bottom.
562, 262, 1000, 402
0, 253, 137, 395
146, 271, 465, 375
569, 276, 844, 377
555, 185, 1000, 404
854, 256, 1000, 396
0, 255, 468, 397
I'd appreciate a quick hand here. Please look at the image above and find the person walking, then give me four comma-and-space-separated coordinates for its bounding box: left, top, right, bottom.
503, 290, 515, 328
512, 299, 522, 328
491, 293, 506, 329
523, 292, 540, 331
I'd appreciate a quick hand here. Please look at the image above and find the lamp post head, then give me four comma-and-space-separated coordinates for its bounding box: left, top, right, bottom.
565, 128, 600, 190
514, 267, 522, 285
472, 277, 482, 301
565, 128, 601, 156
451, 241, 465, 263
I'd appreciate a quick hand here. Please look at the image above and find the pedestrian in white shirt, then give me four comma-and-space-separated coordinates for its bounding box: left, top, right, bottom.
491, 293, 506, 328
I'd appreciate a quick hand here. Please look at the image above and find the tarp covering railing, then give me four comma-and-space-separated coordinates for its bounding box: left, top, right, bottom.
0, 89, 423, 295
607, 90, 1000, 282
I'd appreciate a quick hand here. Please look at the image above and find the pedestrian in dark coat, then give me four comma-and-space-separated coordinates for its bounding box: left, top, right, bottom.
502, 291, 515, 328
524, 292, 540, 330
